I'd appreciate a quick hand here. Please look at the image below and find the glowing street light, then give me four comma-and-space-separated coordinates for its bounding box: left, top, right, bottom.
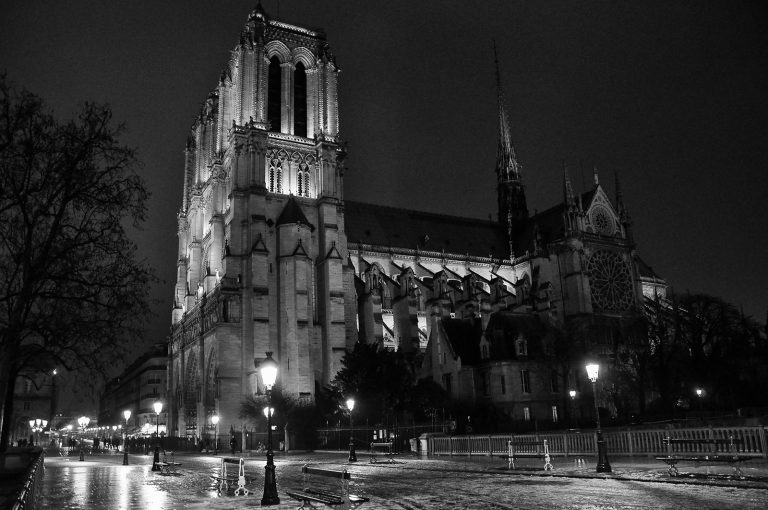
257, 351, 280, 505
122, 410, 131, 465
586, 363, 611, 473
346, 398, 357, 462
77, 416, 90, 461
211, 415, 220, 455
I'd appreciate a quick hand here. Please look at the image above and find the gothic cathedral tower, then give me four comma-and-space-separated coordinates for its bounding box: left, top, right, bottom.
168, 4, 354, 439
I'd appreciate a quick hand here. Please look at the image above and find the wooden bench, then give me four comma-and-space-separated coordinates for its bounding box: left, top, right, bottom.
501, 439, 553, 471
368, 441, 396, 464
210, 457, 252, 495
156, 451, 182, 475
286, 464, 369, 509
655, 436, 752, 477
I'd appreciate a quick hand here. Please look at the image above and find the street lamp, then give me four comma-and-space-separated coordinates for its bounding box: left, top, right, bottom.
153, 401, 163, 445
569, 390, 577, 429
29, 419, 47, 446
585, 363, 611, 473
257, 351, 280, 506
77, 416, 90, 461
211, 415, 220, 455
123, 410, 131, 465
346, 398, 357, 462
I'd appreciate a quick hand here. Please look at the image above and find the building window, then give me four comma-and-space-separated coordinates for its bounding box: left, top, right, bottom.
516, 339, 528, 357
481, 345, 488, 359
294, 62, 307, 137
442, 373, 452, 395
23, 401, 30, 411
552, 405, 559, 423
520, 370, 530, 393
523, 407, 531, 421
268, 56, 282, 132
550, 370, 559, 393
481, 372, 490, 396
500, 375, 506, 394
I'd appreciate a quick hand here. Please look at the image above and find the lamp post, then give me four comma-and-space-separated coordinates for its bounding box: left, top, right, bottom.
29, 419, 47, 446
346, 398, 357, 462
585, 363, 611, 473
569, 390, 577, 429
153, 401, 163, 447
77, 416, 90, 461
123, 410, 131, 465
695, 388, 703, 414
211, 415, 220, 456
257, 351, 280, 505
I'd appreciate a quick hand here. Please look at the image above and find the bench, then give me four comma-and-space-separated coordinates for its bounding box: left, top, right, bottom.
368, 441, 396, 464
210, 457, 252, 495
501, 439, 553, 471
286, 464, 370, 509
655, 436, 752, 477
156, 451, 182, 475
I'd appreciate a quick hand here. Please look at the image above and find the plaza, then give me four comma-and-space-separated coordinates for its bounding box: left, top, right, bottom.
38, 450, 768, 509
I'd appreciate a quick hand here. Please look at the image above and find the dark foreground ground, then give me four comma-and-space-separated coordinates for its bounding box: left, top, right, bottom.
38, 450, 768, 509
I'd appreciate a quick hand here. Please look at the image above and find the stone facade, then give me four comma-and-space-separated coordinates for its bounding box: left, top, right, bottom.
167, 5, 666, 438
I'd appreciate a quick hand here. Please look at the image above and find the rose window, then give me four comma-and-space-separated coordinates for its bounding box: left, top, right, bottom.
590, 206, 614, 235
586, 250, 634, 312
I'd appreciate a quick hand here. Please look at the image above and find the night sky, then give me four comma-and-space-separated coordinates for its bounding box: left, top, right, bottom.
3, 0, 767, 367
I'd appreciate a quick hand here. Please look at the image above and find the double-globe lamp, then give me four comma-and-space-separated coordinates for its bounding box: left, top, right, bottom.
346, 398, 357, 462
122, 410, 131, 465
257, 351, 279, 505
586, 363, 611, 473
77, 416, 90, 461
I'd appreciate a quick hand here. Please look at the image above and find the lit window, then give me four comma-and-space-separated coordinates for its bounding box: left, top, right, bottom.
552, 406, 559, 422
523, 407, 531, 421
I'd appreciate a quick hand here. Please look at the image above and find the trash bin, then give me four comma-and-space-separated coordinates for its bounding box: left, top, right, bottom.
409, 438, 418, 452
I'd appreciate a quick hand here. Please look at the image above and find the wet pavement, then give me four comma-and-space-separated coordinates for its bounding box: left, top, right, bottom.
39, 450, 768, 509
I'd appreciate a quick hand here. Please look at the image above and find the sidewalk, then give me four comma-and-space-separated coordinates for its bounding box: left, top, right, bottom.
373, 451, 768, 490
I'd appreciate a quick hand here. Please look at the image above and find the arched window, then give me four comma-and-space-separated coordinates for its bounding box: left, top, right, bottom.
294, 62, 307, 137
269, 157, 282, 193
297, 171, 303, 196
298, 162, 310, 197
268, 56, 282, 132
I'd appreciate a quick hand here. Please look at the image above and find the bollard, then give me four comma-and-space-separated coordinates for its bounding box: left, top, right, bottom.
151, 447, 161, 471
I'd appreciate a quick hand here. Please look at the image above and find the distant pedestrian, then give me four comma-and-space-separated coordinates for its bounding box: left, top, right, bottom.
230, 436, 236, 455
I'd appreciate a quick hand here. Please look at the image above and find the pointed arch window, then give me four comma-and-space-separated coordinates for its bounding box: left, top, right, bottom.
268, 56, 282, 132
294, 62, 307, 137
298, 163, 310, 197
268, 157, 283, 193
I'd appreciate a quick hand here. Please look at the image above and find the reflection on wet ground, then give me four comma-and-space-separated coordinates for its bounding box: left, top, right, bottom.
40, 452, 768, 509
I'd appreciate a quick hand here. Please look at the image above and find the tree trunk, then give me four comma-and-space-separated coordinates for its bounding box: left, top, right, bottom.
0, 364, 18, 452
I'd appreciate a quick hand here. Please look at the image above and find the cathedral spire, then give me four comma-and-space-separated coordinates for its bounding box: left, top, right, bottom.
493, 41, 528, 257
615, 171, 633, 242
494, 41, 521, 183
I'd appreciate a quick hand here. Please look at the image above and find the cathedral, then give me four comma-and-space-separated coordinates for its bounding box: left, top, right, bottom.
167, 4, 666, 438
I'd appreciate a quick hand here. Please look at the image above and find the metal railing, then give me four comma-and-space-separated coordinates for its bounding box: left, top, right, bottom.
10, 449, 45, 510
428, 426, 768, 458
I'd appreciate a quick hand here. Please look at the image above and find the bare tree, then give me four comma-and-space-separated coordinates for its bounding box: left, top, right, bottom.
0, 75, 155, 450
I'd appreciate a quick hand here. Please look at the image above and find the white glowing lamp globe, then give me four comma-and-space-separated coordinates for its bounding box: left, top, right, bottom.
586, 363, 600, 383
569, 390, 577, 399
153, 401, 163, 415
211, 415, 220, 426
263, 406, 274, 418
259, 352, 278, 389
123, 409, 131, 422
346, 398, 355, 412
29, 420, 35, 428
42, 420, 47, 428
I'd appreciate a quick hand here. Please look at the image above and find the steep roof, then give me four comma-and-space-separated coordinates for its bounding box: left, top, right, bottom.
277, 196, 315, 230
344, 200, 507, 259
513, 189, 596, 254
441, 317, 483, 365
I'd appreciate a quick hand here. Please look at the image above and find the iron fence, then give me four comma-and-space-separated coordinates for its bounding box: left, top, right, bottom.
427, 426, 768, 458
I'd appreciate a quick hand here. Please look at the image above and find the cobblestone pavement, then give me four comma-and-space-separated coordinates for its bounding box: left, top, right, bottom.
39, 451, 768, 509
